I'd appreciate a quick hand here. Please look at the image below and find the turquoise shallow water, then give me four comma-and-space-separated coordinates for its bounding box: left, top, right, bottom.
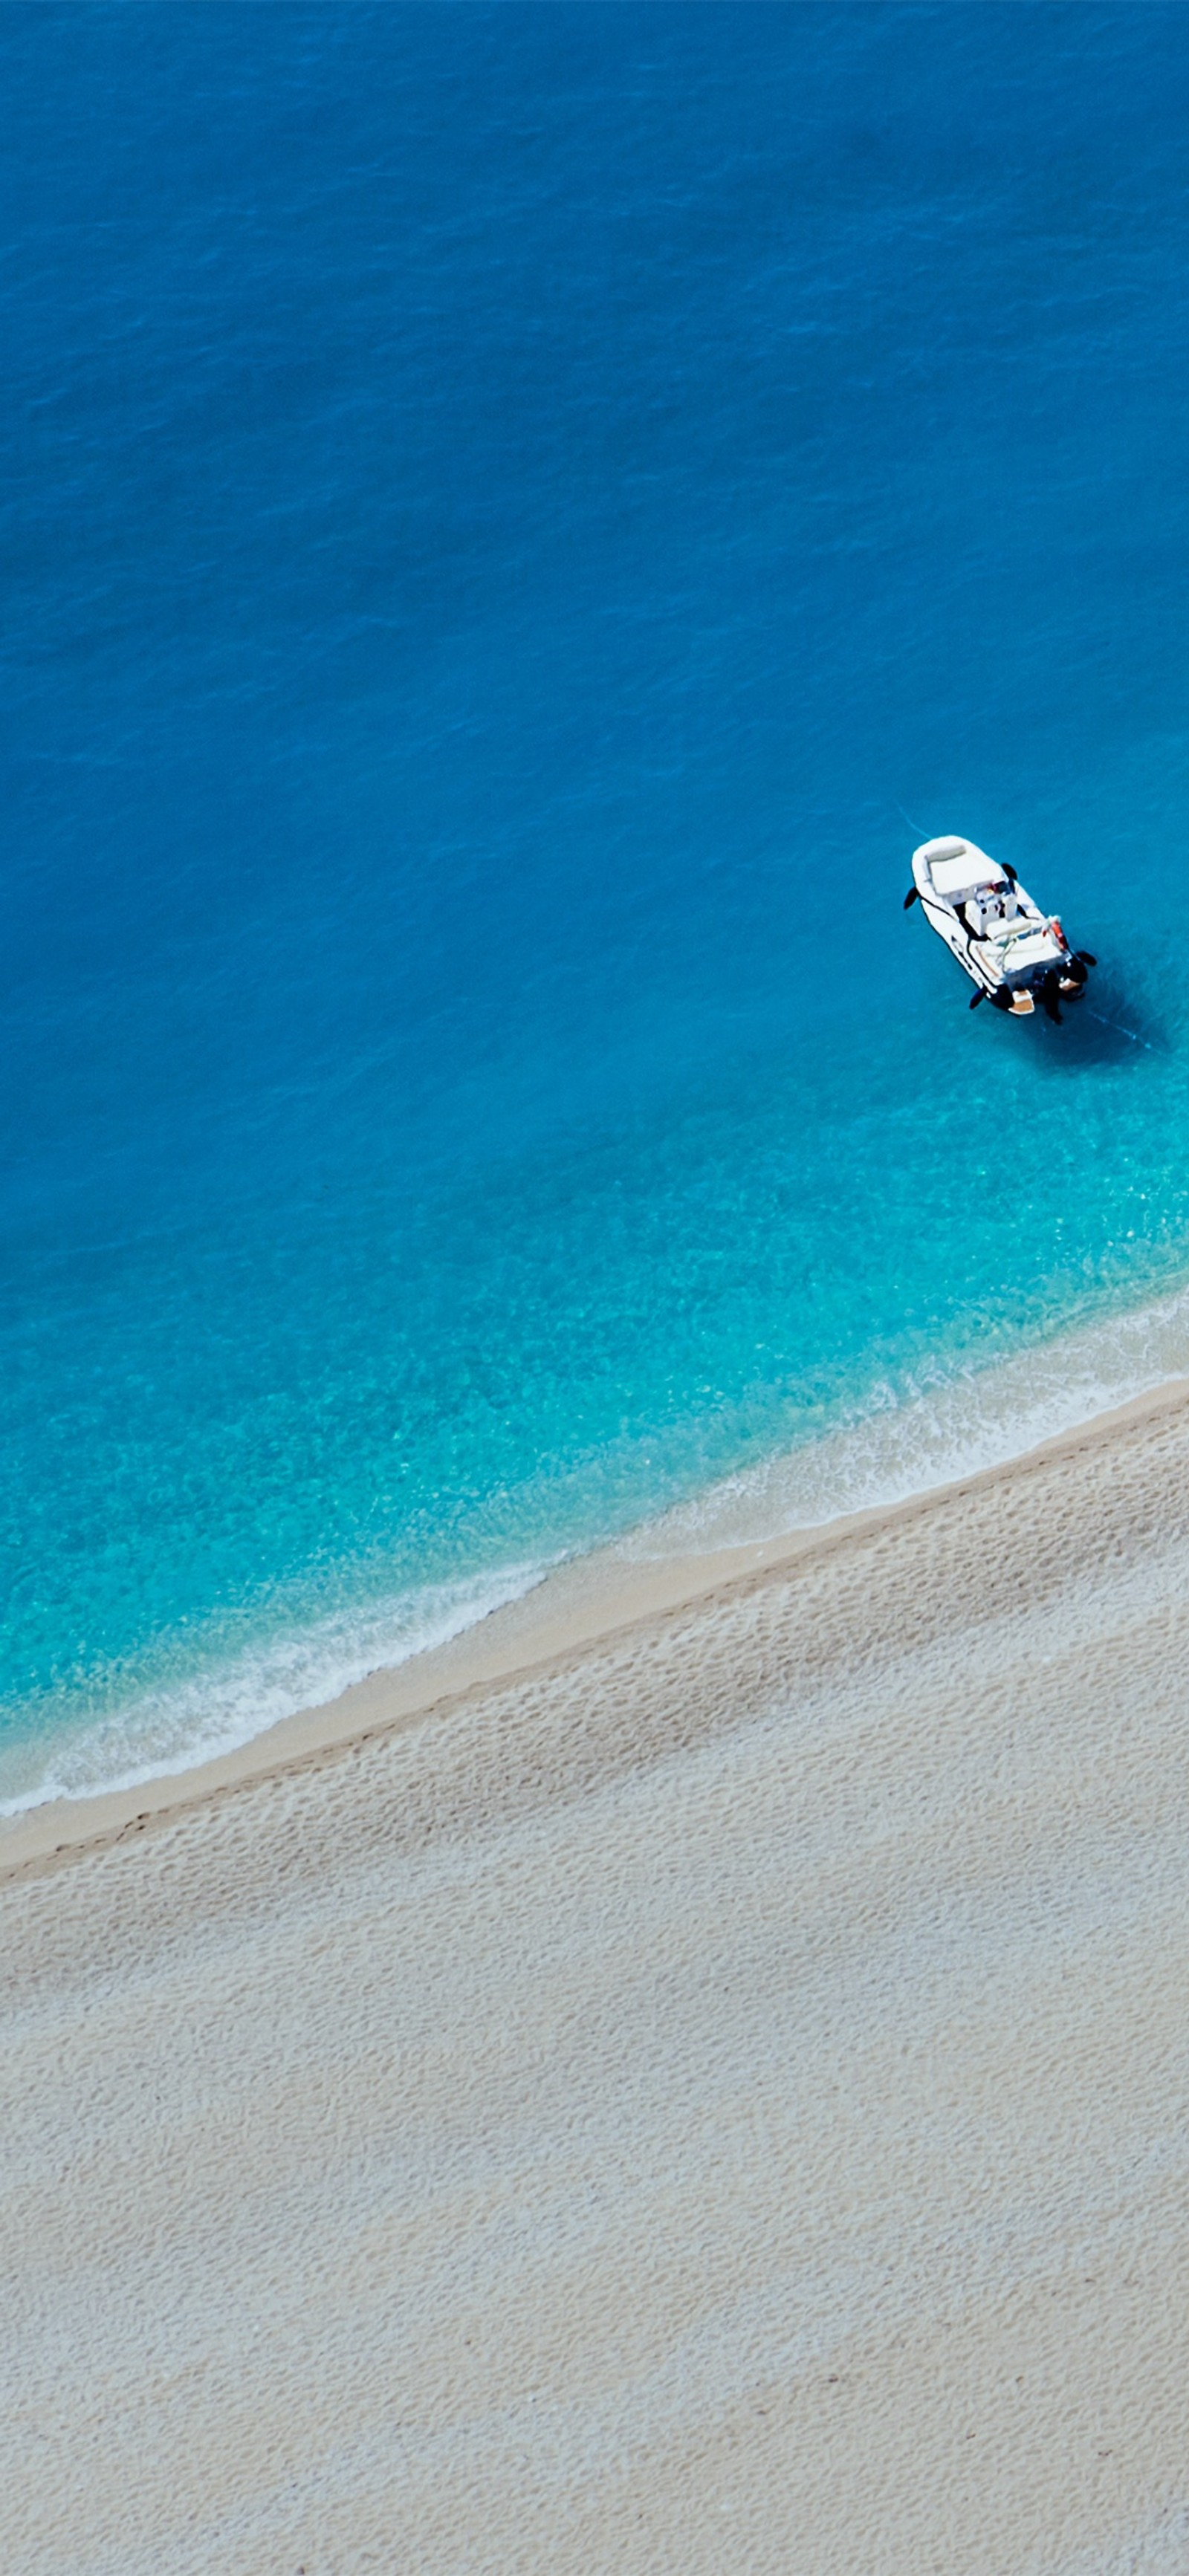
5, 3, 1189, 1805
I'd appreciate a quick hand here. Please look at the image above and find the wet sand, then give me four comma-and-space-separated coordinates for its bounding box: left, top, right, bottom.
6, 1384, 1189, 2572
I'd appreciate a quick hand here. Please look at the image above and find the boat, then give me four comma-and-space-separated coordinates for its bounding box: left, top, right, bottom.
904, 835, 1096, 1019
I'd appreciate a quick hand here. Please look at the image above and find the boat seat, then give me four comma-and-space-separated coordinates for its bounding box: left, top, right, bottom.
930, 853, 995, 896
967, 889, 1023, 938
998, 928, 1054, 970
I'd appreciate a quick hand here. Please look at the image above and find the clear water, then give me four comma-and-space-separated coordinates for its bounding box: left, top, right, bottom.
6, 1, 1189, 1805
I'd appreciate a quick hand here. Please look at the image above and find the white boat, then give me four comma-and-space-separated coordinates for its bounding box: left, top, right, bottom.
905, 835, 1096, 1019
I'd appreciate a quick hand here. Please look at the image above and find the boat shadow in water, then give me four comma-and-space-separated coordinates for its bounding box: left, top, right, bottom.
1028, 982, 1164, 1069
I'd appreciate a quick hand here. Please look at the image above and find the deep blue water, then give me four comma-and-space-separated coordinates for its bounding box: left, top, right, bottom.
6, 1, 1189, 1802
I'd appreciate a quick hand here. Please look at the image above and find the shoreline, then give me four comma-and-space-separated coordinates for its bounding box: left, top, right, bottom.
6, 1368, 1189, 1884
9, 1340, 1189, 2567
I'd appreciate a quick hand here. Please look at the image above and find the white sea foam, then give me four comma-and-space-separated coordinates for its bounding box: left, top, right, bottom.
8, 1278, 1189, 1818
0, 1560, 547, 1816
618, 1279, 1189, 1560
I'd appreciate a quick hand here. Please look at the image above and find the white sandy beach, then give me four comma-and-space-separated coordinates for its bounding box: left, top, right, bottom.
6, 1388, 1189, 2573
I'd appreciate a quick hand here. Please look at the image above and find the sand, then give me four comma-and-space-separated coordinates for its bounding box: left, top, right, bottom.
5, 1387, 1189, 2573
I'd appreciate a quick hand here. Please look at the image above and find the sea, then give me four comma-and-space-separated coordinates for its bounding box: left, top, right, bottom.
4, 0, 1189, 1809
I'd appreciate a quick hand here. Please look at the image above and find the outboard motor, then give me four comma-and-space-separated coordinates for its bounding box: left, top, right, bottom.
1037, 969, 1063, 1024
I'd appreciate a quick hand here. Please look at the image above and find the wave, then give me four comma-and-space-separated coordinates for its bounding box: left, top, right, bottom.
0, 1560, 547, 1816
616, 1278, 1189, 1557
7, 1275, 1189, 1817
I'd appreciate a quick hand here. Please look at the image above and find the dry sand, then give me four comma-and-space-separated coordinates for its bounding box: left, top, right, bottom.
5, 1388, 1189, 2573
